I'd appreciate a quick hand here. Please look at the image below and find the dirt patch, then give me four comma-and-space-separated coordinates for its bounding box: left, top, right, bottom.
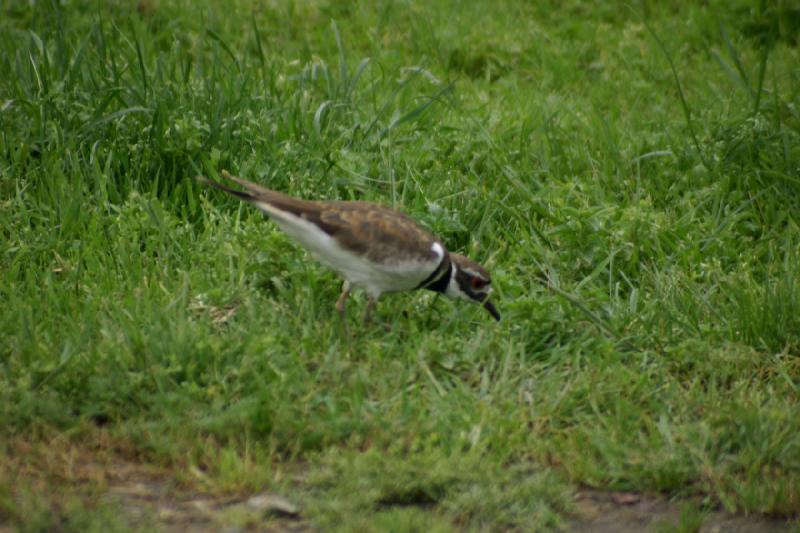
2, 434, 797, 531
102, 464, 308, 532
572, 488, 796, 533
0, 433, 307, 532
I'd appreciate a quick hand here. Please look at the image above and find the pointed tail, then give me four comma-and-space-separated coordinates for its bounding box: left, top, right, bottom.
195, 171, 263, 203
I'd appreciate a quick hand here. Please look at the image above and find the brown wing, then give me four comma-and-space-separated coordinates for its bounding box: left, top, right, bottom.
206, 171, 443, 264
318, 202, 443, 264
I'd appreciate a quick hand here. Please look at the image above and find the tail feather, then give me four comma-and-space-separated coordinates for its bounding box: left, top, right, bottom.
195, 174, 258, 203
198, 171, 320, 218
220, 170, 278, 197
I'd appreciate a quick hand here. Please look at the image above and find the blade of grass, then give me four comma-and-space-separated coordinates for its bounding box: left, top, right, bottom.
644, 21, 711, 170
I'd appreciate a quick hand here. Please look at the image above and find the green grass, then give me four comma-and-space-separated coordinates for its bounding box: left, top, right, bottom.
2, 0, 800, 530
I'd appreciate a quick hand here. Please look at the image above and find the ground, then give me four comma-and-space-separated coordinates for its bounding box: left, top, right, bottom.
3, 431, 795, 531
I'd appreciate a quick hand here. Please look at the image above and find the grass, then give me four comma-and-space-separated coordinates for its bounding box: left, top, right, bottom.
1, 0, 799, 530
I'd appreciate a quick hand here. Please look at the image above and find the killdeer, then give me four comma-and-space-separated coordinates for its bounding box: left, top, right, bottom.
197, 171, 500, 324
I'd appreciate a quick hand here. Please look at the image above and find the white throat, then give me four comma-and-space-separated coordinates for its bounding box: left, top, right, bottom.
445, 264, 469, 300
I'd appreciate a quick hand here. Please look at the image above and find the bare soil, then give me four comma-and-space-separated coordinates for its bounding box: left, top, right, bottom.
2, 435, 797, 532
571, 488, 795, 533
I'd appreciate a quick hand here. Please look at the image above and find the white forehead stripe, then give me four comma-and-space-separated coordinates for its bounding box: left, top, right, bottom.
462, 267, 486, 280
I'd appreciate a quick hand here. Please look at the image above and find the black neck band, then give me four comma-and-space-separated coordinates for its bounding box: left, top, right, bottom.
417, 255, 452, 294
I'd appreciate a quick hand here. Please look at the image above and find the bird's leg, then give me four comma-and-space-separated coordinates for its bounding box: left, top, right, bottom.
335, 281, 351, 336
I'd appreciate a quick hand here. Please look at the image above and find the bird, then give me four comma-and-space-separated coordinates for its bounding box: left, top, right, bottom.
196, 170, 500, 326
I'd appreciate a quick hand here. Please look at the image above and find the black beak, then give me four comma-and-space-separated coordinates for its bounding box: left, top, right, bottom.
482, 298, 501, 321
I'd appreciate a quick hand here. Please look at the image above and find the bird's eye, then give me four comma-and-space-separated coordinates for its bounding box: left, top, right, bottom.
471, 277, 488, 290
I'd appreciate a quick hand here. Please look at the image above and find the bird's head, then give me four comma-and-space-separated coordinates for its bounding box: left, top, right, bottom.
445, 253, 500, 321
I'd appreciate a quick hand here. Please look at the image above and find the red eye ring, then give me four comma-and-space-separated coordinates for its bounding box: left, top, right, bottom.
471, 277, 488, 290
